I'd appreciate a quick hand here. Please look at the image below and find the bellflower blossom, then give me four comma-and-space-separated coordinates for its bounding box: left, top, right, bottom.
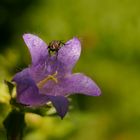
12, 34, 101, 118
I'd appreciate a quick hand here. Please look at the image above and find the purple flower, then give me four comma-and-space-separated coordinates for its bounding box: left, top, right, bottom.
12, 34, 101, 118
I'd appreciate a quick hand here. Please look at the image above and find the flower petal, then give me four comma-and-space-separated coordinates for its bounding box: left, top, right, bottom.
12, 69, 48, 106
41, 73, 101, 97
23, 33, 48, 65
57, 37, 81, 72
64, 73, 101, 96
48, 95, 69, 119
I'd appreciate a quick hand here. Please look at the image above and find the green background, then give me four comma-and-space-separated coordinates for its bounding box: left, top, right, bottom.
0, 0, 140, 140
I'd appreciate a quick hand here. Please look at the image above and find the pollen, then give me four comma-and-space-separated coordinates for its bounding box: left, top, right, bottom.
37, 71, 58, 88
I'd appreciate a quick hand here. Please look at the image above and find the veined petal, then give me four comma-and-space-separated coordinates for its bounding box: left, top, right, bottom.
48, 95, 69, 119
42, 73, 101, 97
12, 69, 48, 106
64, 73, 101, 96
57, 37, 81, 72
23, 33, 48, 65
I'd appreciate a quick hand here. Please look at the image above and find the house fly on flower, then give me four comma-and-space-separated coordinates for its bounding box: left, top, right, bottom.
48, 40, 65, 57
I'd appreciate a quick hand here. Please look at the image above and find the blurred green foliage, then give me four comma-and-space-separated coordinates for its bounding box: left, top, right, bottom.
0, 0, 140, 140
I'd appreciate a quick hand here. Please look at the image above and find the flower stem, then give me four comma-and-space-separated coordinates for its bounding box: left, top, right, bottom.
3, 109, 26, 140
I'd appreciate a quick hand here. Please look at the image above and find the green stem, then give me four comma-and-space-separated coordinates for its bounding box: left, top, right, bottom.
3, 109, 26, 140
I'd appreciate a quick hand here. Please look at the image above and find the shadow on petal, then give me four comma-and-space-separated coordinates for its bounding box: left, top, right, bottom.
48, 95, 69, 119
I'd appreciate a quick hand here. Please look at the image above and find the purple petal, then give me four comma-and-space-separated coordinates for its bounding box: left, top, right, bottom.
64, 73, 101, 96
23, 34, 48, 65
12, 69, 48, 106
29, 63, 48, 83
41, 73, 101, 97
57, 37, 81, 72
48, 95, 69, 119
63, 73, 101, 96
42, 73, 101, 96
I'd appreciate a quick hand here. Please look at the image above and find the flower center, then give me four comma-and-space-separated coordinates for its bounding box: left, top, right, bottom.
37, 71, 58, 88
